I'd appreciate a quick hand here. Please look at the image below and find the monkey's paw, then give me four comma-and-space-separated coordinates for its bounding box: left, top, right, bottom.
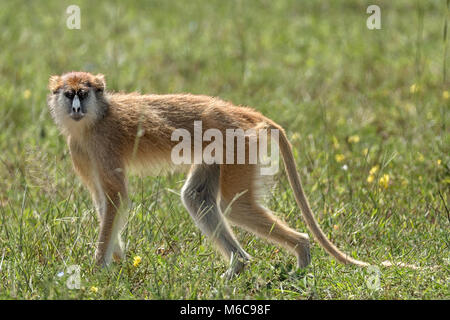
221, 253, 251, 280
296, 241, 311, 268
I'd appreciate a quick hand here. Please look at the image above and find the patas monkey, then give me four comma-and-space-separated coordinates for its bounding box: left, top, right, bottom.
47, 71, 377, 278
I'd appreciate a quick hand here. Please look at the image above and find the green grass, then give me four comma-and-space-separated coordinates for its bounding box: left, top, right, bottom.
0, 0, 448, 299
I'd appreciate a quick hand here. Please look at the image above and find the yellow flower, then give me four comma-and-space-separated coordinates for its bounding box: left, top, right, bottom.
133, 255, 142, 267
367, 174, 375, 183
443, 91, 449, 100
332, 136, 340, 149
335, 154, 345, 163
348, 135, 360, 144
23, 89, 31, 100
403, 103, 416, 114
291, 132, 300, 142
417, 153, 424, 162
379, 174, 390, 189
410, 83, 420, 94
90, 286, 98, 293
437, 159, 441, 166
369, 165, 379, 175
362, 148, 369, 156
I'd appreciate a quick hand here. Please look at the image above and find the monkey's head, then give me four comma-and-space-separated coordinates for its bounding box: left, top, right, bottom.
47, 72, 107, 133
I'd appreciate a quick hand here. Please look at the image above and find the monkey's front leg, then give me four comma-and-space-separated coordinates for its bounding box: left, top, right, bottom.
95, 168, 128, 266
69, 141, 124, 264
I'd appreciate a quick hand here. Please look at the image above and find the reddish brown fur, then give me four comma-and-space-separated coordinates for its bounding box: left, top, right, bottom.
49, 71, 421, 274
49, 71, 105, 93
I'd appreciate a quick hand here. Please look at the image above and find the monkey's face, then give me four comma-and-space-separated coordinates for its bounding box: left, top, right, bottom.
47, 72, 107, 131
60, 87, 90, 121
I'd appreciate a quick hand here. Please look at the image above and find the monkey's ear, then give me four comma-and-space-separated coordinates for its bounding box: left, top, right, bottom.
93, 74, 106, 92
48, 75, 62, 93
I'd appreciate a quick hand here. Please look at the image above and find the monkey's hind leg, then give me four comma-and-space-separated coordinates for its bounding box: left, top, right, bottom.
181, 164, 251, 279
220, 164, 311, 269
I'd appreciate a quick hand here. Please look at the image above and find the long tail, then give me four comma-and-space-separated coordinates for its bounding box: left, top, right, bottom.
272, 123, 370, 266
264, 121, 430, 270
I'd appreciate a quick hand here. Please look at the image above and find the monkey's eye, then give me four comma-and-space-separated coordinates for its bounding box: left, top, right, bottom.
64, 91, 75, 99
78, 90, 88, 99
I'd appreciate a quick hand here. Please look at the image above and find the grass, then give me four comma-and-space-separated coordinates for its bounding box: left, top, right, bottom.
0, 0, 448, 299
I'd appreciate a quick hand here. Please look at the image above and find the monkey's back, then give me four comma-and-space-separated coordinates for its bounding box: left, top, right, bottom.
101, 92, 271, 175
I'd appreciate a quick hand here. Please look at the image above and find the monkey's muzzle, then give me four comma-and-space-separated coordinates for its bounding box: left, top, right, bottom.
70, 113, 85, 121
70, 95, 85, 121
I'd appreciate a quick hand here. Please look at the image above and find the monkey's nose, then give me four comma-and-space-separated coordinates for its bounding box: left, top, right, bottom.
72, 95, 81, 113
